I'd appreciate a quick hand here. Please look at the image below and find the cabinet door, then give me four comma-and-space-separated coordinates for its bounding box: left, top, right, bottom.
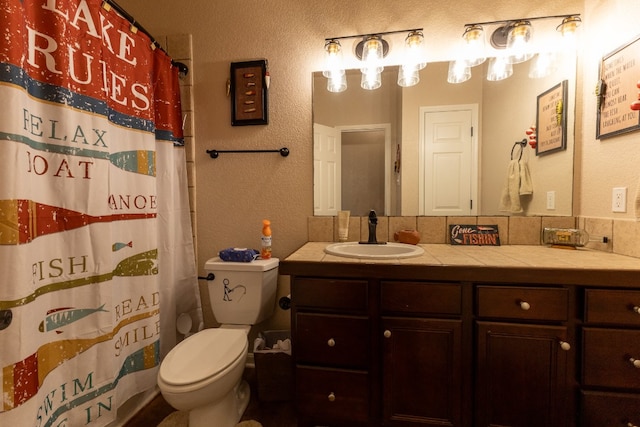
476, 321, 570, 427
382, 317, 463, 427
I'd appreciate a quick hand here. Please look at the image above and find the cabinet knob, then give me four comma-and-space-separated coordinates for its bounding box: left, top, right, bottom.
519, 301, 531, 311
327, 338, 336, 347
629, 357, 640, 368
328, 392, 336, 402
633, 306, 640, 314
384, 330, 392, 338
559, 340, 571, 351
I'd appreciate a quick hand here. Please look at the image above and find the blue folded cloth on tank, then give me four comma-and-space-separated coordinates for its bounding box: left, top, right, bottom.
218, 248, 259, 262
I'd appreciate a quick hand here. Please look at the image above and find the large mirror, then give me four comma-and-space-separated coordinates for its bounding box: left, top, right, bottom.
313, 54, 576, 217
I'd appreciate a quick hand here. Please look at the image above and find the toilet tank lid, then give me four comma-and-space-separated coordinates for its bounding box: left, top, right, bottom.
205, 257, 279, 272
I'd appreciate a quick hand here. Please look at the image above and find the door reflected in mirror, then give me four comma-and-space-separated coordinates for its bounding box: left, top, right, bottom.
313, 54, 576, 217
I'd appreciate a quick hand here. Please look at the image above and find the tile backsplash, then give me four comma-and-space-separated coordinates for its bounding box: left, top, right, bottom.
308, 215, 640, 259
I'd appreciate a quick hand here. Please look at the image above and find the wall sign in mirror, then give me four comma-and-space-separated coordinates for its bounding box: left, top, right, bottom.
536, 80, 568, 156
230, 60, 268, 126
597, 35, 640, 139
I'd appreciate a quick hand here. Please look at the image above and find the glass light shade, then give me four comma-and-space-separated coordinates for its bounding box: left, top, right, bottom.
506, 21, 534, 64
528, 52, 558, 79
487, 56, 513, 81
361, 68, 382, 90
398, 65, 420, 87
557, 16, 581, 50
361, 36, 384, 72
447, 60, 471, 84
404, 30, 427, 70
462, 25, 486, 67
322, 40, 345, 78
557, 16, 581, 37
327, 73, 347, 93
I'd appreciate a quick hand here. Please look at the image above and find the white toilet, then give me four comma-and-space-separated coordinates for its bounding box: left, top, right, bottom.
157, 257, 279, 427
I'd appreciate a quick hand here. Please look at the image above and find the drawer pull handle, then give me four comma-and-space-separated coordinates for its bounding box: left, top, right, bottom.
328, 392, 336, 402
384, 330, 392, 338
633, 306, 640, 314
519, 301, 531, 311
327, 338, 336, 347
629, 358, 640, 368
559, 340, 571, 351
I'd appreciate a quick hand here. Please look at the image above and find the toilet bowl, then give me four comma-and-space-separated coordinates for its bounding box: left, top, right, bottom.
158, 327, 250, 427
157, 257, 279, 427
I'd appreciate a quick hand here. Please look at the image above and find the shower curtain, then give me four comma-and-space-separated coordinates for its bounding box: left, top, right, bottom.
0, 1, 201, 426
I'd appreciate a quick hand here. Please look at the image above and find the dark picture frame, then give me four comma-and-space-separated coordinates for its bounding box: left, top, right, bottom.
596, 35, 640, 139
230, 60, 268, 126
536, 80, 568, 156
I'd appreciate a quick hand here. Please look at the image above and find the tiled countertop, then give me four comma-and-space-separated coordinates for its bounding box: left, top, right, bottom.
281, 242, 640, 287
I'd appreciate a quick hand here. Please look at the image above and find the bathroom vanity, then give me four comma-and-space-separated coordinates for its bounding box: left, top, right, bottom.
280, 243, 640, 427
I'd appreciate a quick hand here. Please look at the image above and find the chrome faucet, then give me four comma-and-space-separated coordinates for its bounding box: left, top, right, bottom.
367, 210, 378, 244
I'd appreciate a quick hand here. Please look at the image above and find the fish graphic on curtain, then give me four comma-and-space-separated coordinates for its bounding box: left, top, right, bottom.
0, 1, 198, 426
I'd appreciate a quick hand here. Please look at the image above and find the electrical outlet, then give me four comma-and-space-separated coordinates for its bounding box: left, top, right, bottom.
612, 187, 627, 213
546, 191, 556, 210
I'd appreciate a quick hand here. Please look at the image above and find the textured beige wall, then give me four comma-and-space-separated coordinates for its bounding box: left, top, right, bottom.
578, 0, 640, 219
116, 0, 639, 332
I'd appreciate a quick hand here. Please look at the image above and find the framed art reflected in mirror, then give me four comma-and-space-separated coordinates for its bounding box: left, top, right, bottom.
536, 80, 568, 156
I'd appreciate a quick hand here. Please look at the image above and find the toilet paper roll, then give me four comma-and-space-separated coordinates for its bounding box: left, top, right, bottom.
176, 313, 193, 335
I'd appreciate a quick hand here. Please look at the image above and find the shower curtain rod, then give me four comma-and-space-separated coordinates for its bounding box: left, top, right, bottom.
102, 0, 189, 76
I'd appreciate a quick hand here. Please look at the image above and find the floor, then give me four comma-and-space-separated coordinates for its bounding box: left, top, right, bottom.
124, 368, 297, 427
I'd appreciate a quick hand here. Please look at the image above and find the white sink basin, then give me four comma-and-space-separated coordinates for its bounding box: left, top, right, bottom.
324, 242, 424, 259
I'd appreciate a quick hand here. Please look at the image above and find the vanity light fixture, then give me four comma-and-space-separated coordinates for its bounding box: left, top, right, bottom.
505, 20, 534, 64
323, 39, 347, 93
452, 14, 580, 83
322, 28, 426, 91
461, 25, 486, 67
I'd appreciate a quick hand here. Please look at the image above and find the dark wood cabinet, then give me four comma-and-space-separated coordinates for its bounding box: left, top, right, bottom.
292, 277, 372, 427
286, 263, 639, 427
475, 322, 570, 427
580, 289, 640, 426
474, 285, 572, 427
382, 317, 463, 426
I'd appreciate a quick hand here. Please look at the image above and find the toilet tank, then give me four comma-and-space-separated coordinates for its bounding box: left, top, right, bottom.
204, 257, 279, 325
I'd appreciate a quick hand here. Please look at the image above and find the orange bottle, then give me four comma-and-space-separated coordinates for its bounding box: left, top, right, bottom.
261, 219, 272, 259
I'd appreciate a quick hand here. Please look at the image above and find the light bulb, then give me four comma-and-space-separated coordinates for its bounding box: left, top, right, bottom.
528, 52, 558, 79
487, 56, 513, 81
447, 60, 471, 84
462, 25, 486, 67
398, 65, 420, 87
404, 30, 427, 70
323, 40, 344, 79
506, 21, 534, 64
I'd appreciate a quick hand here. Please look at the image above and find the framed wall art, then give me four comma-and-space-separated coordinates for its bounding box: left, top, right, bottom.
536, 80, 568, 156
596, 35, 640, 139
230, 59, 268, 126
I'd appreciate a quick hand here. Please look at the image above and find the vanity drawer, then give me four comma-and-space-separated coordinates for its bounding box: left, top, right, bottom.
582, 327, 640, 389
296, 366, 369, 424
581, 390, 640, 427
476, 285, 568, 321
584, 289, 640, 326
381, 281, 462, 315
295, 312, 369, 368
292, 277, 368, 312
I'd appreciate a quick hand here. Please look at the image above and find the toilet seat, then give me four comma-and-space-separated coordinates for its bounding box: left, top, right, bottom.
159, 328, 247, 386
